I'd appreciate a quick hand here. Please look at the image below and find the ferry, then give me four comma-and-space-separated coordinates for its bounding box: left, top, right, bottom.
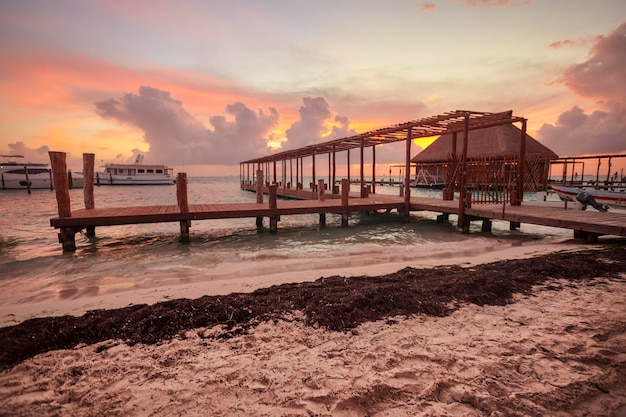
550, 184, 626, 208
95, 155, 175, 185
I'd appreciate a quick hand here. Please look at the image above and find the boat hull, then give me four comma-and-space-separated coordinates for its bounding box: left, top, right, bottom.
550, 185, 626, 208
94, 173, 175, 185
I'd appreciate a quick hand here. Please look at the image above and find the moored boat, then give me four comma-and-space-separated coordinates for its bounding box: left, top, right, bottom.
550, 184, 626, 208
95, 155, 175, 185
0, 155, 84, 190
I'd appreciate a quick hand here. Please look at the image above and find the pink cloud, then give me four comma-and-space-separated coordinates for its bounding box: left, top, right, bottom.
452, 0, 532, 8
95, 86, 280, 165
538, 22, 626, 156
414, 2, 437, 15
548, 36, 601, 50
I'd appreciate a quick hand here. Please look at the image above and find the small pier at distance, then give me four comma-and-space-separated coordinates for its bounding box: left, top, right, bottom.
49, 110, 626, 251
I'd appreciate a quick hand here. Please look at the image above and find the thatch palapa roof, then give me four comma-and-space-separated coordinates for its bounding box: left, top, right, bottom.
412, 124, 558, 163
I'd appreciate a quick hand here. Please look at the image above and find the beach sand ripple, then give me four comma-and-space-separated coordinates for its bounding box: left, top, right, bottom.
1, 247, 625, 416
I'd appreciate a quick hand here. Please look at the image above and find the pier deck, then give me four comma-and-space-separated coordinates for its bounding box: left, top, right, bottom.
51, 187, 626, 246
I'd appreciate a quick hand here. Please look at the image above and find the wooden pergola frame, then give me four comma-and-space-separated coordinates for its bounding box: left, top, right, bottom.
240, 110, 528, 225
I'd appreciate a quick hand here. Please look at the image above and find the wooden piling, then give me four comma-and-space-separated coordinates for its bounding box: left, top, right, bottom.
269, 184, 278, 234
341, 178, 349, 227
83, 153, 96, 237
177, 172, 190, 242
256, 170, 264, 203
83, 154, 95, 210
318, 179, 325, 201
49, 151, 75, 251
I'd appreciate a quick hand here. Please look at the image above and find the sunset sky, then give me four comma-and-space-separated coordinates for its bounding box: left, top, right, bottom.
1, 0, 625, 176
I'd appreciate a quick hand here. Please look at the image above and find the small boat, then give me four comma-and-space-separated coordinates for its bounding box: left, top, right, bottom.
550, 184, 626, 208
95, 155, 175, 185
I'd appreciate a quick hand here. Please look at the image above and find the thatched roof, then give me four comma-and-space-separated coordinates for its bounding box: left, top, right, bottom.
412, 124, 558, 163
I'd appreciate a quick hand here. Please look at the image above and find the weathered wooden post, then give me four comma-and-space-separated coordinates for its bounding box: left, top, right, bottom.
177, 172, 190, 242
269, 184, 278, 234
83, 153, 96, 237
318, 179, 325, 201
49, 151, 75, 251
256, 170, 264, 228
318, 179, 326, 227
341, 178, 349, 227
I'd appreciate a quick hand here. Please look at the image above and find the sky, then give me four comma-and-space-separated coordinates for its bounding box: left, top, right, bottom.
1, 0, 625, 176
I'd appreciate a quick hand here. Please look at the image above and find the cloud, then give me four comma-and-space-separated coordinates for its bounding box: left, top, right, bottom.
94, 86, 279, 165
284, 97, 359, 149
452, 0, 531, 8
414, 2, 437, 15
548, 36, 600, 50
537, 22, 626, 156
3, 142, 50, 162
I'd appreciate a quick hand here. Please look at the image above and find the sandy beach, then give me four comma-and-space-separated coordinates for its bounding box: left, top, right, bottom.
1, 245, 625, 416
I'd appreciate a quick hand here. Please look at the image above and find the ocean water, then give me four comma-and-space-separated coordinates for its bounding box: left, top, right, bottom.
0, 176, 576, 325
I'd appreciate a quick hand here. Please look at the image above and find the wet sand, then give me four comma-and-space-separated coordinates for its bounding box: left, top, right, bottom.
1, 246, 625, 416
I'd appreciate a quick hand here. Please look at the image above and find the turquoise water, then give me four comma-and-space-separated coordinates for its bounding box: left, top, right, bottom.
0, 177, 576, 325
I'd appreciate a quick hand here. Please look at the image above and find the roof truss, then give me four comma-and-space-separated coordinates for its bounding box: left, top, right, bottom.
241, 110, 526, 164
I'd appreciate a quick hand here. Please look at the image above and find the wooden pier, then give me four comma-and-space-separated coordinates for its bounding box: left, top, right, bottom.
48, 109, 626, 251
49, 152, 625, 252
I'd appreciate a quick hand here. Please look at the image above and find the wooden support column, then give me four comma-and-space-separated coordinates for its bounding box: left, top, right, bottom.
481, 219, 492, 232
332, 144, 336, 194
319, 178, 327, 228
83, 153, 96, 237
514, 120, 527, 205
360, 138, 365, 197
311, 151, 316, 191
318, 179, 325, 201
256, 170, 264, 227
273, 158, 277, 184
256, 170, 264, 203
49, 151, 75, 251
457, 115, 470, 229
177, 172, 190, 242
269, 184, 278, 234
404, 128, 412, 221
372, 144, 376, 195
347, 150, 351, 183
289, 158, 293, 189
341, 178, 349, 227
328, 153, 331, 192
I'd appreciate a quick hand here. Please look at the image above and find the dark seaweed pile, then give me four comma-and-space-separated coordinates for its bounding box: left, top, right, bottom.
1, 246, 624, 371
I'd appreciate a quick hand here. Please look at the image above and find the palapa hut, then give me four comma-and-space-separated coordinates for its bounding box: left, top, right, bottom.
412, 124, 558, 196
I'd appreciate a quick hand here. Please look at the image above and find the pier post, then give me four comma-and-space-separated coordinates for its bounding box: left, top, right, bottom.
177, 172, 190, 242
269, 184, 278, 234
318, 179, 325, 201
341, 178, 349, 227
481, 219, 492, 232
49, 151, 76, 251
83, 153, 96, 237
256, 169, 264, 228
256, 170, 264, 203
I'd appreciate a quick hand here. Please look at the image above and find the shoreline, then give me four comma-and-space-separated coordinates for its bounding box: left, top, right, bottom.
0, 245, 624, 416
0, 239, 587, 328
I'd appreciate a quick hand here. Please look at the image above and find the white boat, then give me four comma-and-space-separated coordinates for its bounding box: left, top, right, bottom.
95, 155, 175, 185
0, 155, 83, 190
550, 184, 626, 208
